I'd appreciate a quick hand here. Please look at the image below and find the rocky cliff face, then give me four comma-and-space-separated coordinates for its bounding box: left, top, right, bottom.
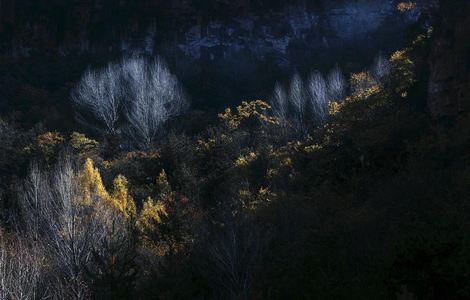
428, 0, 470, 118
0, 0, 418, 66
0, 0, 421, 109
176, 1, 403, 59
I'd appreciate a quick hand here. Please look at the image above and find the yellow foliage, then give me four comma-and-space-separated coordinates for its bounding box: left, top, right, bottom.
137, 197, 167, 236
304, 144, 323, 153
350, 72, 370, 83
218, 100, 279, 129
235, 151, 258, 167
390, 49, 415, 94
268, 144, 295, 168
266, 168, 279, 179
281, 157, 292, 167
137, 173, 172, 254
70, 132, 99, 154
110, 175, 136, 219
350, 72, 380, 96
102, 160, 111, 169
157, 170, 172, 199
37, 131, 64, 150
78, 159, 137, 219
352, 85, 381, 101
329, 101, 343, 116
125, 151, 160, 159
239, 186, 277, 210
391, 50, 412, 66
197, 138, 217, 151
412, 27, 433, 46
78, 158, 110, 205
26, 131, 64, 162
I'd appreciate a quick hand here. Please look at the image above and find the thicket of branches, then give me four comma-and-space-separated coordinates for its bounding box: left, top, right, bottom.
270, 55, 391, 134
271, 65, 345, 133
72, 56, 189, 148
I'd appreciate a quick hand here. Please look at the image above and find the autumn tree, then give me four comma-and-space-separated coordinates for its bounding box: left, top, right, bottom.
19, 157, 139, 298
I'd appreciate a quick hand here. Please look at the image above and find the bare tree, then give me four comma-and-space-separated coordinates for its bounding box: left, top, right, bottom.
308, 71, 328, 124
271, 82, 288, 120
19, 158, 139, 299
289, 73, 304, 117
72, 63, 123, 134
289, 73, 306, 133
270, 70, 333, 133
327, 65, 346, 101
0, 233, 42, 300
199, 216, 262, 300
72, 56, 189, 148
371, 53, 391, 85
21, 160, 95, 298
122, 56, 189, 148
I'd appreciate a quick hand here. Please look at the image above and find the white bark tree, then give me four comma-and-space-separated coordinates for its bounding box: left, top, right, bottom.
308, 71, 328, 124
21, 161, 95, 299
122, 56, 188, 148
72, 63, 123, 134
371, 53, 391, 85
0, 234, 42, 300
289, 73, 306, 133
270, 69, 334, 133
271, 82, 288, 120
72, 55, 189, 148
327, 65, 346, 101
19, 159, 136, 299
289, 73, 304, 117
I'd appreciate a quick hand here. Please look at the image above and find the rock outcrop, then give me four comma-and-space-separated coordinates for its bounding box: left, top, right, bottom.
0, 0, 418, 67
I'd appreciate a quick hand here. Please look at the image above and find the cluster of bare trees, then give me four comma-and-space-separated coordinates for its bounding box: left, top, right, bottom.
271, 53, 391, 134
0, 234, 42, 300
271, 66, 346, 133
72, 56, 189, 148
21, 161, 97, 298
0, 158, 136, 299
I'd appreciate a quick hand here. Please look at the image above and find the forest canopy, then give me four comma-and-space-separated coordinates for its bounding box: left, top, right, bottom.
0, 1, 469, 299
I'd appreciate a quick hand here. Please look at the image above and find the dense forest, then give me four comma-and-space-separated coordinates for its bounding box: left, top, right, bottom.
0, 0, 469, 299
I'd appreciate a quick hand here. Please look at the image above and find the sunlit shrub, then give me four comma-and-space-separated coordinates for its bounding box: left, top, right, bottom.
397, 1, 417, 12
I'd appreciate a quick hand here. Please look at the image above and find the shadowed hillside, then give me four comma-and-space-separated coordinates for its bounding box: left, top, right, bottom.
0, 1, 469, 299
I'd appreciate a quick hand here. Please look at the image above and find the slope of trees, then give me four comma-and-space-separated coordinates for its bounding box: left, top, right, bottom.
0, 20, 469, 300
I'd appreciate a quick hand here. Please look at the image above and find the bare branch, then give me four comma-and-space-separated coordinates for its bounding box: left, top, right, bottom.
327, 65, 346, 101
308, 71, 328, 125
271, 82, 288, 120
371, 53, 391, 85
72, 63, 122, 134
122, 56, 189, 148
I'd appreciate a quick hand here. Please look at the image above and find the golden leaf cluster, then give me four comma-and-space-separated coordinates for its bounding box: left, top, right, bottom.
218, 100, 279, 129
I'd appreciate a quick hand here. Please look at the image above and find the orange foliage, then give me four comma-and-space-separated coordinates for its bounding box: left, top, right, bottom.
397, 2, 417, 12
